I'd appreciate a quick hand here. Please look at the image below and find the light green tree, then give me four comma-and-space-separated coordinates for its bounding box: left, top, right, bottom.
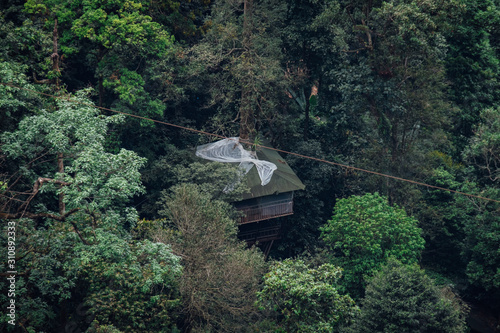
256, 258, 358, 333
0, 90, 148, 331
320, 192, 425, 297
1, 89, 146, 230
24, 0, 174, 118
68, 231, 182, 332
0, 60, 45, 132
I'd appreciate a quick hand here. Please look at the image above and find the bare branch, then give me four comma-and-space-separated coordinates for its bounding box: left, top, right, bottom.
0, 208, 79, 222
69, 219, 90, 245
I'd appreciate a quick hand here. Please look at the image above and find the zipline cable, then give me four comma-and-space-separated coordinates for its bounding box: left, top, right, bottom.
2, 81, 499, 204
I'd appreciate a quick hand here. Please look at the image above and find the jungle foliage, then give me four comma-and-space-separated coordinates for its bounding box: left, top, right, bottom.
1, 0, 499, 331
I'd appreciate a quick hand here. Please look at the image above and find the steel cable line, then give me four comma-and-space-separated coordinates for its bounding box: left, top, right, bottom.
2, 81, 499, 204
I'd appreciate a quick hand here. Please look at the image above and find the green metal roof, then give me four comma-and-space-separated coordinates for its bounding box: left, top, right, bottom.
240, 140, 305, 200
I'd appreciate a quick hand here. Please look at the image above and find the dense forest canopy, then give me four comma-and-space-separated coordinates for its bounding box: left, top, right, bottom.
1, 0, 499, 332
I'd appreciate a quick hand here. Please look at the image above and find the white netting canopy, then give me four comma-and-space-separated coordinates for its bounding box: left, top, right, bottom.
195, 137, 277, 186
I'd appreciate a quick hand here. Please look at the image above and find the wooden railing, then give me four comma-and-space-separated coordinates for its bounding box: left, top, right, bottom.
237, 199, 293, 224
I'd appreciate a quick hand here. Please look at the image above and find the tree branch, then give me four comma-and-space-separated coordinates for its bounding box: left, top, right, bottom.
69, 219, 90, 245
0, 208, 79, 221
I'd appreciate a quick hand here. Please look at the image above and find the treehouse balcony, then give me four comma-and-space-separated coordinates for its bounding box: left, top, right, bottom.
234, 193, 294, 224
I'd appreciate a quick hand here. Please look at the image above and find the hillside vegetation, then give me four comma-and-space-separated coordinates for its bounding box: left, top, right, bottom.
1, 0, 499, 332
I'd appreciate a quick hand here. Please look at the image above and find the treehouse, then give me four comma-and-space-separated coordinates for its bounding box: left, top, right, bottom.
196, 137, 305, 255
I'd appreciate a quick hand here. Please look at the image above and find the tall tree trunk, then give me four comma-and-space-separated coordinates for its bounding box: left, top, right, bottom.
98, 47, 105, 108
239, 86, 254, 144
98, 76, 104, 108
51, 19, 60, 90
239, 0, 254, 145
304, 89, 310, 140
57, 153, 65, 215
53, 20, 64, 213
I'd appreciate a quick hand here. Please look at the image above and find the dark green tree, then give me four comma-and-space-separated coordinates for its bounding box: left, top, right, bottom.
457, 186, 500, 293
324, 0, 455, 206
459, 107, 500, 293
154, 183, 266, 332
280, 0, 348, 140
345, 258, 467, 333
415, 162, 467, 276
189, 0, 287, 143
273, 139, 345, 258
445, 0, 500, 152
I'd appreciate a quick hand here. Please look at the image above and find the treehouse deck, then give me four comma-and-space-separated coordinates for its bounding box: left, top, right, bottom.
234, 193, 294, 224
